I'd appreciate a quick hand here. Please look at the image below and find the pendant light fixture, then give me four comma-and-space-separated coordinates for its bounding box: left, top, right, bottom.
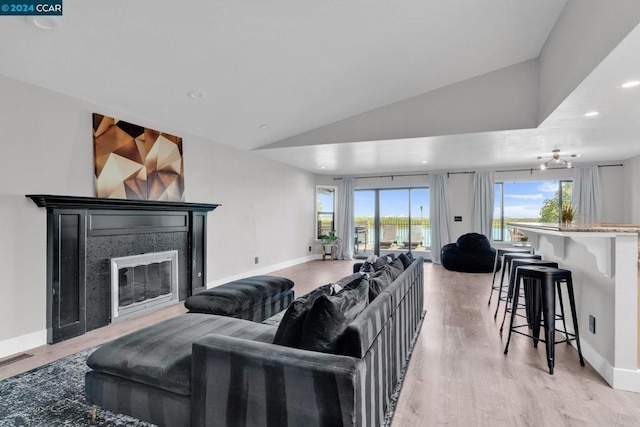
537, 149, 580, 170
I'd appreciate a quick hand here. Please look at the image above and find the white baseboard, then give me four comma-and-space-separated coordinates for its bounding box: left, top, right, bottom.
573, 337, 640, 393
206, 255, 320, 288
0, 329, 46, 359
612, 367, 640, 393
577, 339, 615, 387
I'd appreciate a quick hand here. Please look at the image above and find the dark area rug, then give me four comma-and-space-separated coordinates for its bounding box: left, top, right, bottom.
0, 310, 425, 427
0, 348, 152, 427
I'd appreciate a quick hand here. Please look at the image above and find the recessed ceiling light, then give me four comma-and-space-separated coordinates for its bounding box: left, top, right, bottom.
258, 124, 270, 130
584, 111, 599, 117
621, 80, 640, 89
420, 160, 428, 164
319, 166, 326, 170
187, 91, 205, 99
26, 16, 60, 30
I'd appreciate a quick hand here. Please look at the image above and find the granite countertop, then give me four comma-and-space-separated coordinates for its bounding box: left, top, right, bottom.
508, 222, 640, 233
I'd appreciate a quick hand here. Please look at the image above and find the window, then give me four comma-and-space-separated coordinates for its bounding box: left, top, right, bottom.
316, 186, 336, 239
493, 180, 572, 241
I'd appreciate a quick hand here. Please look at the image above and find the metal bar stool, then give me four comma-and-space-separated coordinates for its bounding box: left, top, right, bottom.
488, 247, 532, 307
504, 265, 585, 374
493, 252, 541, 318
499, 259, 559, 333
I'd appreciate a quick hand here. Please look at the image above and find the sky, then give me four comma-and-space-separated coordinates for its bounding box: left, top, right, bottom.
354, 188, 429, 218
497, 180, 559, 218
320, 180, 561, 220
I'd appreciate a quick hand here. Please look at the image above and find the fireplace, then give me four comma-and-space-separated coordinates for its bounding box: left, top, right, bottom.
111, 251, 179, 321
27, 194, 219, 343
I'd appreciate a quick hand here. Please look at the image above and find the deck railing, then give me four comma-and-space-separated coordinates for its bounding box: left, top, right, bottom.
353, 218, 431, 249
320, 219, 526, 249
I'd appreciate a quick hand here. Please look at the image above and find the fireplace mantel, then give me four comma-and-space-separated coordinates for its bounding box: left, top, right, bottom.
27, 194, 219, 212
27, 194, 219, 343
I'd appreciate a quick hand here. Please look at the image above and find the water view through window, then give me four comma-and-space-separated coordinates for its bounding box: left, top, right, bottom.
494, 180, 572, 241
355, 188, 430, 257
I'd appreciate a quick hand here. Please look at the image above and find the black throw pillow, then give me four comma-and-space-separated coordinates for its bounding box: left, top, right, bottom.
359, 261, 375, 273
298, 276, 369, 354
372, 257, 388, 271
368, 268, 393, 301
273, 284, 334, 347
388, 258, 405, 279
333, 272, 366, 290
398, 253, 413, 269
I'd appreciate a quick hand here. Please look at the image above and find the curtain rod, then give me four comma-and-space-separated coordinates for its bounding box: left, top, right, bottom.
333, 172, 428, 180
332, 163, 623, 180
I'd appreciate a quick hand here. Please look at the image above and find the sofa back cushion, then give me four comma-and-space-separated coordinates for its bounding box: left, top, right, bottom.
298, 275, 369, 354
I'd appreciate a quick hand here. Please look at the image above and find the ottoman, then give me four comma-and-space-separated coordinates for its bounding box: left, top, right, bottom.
184, 275, 294, 322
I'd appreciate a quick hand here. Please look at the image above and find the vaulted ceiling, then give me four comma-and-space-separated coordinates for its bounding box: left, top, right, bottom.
2, 1, 640, 175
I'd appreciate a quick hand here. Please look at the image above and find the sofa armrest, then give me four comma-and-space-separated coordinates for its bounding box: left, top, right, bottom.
191, 334, 363, 427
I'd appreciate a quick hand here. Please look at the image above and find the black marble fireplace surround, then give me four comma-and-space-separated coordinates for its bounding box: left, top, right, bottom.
27, 195, 219, 344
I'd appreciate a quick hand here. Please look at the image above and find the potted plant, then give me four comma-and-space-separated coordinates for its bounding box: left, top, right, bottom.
561, 202, 575, 226
319, 231, 341, 259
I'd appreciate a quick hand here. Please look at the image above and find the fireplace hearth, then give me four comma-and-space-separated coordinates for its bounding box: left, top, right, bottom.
27, 195, 219, 343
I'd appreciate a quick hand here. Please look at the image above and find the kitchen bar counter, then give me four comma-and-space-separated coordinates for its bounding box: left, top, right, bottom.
510, 222, 640, 233
508, 222, 640, 392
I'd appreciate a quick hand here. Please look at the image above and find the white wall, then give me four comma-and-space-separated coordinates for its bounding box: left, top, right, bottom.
354, 174, 428, 190
186, 136, 316, 281
0, 75, 316, 356
447, 173, 473, 244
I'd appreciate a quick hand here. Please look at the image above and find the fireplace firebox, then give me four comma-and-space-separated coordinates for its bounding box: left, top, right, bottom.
111, 250, 179, 321
27, 195, 219, 344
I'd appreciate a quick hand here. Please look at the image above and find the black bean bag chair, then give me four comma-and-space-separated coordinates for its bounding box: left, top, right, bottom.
441, 233, 500, 273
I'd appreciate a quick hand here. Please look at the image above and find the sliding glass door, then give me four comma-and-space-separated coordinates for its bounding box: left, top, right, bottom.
354, 187, 429, 259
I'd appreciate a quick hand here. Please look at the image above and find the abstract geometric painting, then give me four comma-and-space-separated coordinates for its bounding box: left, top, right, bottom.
93, 114, 185, 201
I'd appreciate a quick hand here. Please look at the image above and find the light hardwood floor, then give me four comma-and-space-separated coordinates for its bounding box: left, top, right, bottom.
3, 260, 640, 426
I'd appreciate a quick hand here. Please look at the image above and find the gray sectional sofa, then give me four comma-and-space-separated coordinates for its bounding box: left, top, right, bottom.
85, 257, 425, 427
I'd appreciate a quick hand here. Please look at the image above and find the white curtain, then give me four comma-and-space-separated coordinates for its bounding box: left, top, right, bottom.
429, 173, 451, 264
336, 177, 355, 259
472, 171, 495, 241
573, 166, 601, 224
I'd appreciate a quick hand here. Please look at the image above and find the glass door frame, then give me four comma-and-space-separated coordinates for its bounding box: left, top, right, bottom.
355, 186, 428, 258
